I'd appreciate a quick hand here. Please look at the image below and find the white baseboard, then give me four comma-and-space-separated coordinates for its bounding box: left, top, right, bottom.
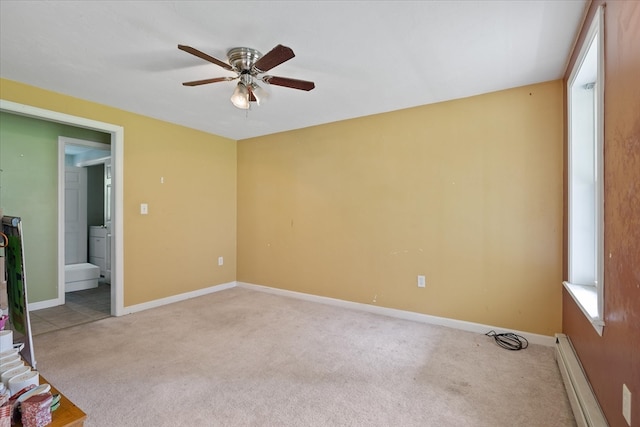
29, 281, 236, 315
121, 281, 236, 315
28, 281, 556, 348
28, 298, 63, 311
236, 282, 555, 347
555, 334, 608, 426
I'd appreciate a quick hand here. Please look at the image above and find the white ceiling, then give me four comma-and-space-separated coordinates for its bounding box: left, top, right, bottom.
0, 1, 587, 140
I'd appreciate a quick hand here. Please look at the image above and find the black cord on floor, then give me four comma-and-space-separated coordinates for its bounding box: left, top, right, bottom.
485, 330, 529, 350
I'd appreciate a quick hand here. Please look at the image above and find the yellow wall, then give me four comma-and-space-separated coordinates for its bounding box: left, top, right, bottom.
1, 77, 563, 335
238, 80, 563, 335
0, 79, 237, 307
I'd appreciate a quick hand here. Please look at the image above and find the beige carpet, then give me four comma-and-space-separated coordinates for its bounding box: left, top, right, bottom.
33, 287, 575, 426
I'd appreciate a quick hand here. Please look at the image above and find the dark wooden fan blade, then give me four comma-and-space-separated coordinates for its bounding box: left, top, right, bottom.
262, 75, 315, 91
178, 44, 233, 71
182, 77, 236, 86
253, 45, 295, 72
247, 87, 257, 102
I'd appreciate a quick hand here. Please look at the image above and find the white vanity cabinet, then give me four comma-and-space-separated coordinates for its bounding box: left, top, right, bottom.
89, 226, 111, 282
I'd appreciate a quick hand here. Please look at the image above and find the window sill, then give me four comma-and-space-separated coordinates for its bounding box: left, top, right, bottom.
563, 281, 604, 336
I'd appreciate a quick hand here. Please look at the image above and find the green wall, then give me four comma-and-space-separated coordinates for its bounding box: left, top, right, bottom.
86, 164, 105, 227
0, 112, 109, 302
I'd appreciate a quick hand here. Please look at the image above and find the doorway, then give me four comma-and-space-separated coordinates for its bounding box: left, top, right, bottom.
62, 137, 111, 296
58, 136, 119, 317
0, 99, 124, 317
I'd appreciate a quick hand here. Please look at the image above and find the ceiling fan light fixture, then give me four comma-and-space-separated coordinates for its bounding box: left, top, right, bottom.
250, 82, 269, 106
230, 82, 250, 109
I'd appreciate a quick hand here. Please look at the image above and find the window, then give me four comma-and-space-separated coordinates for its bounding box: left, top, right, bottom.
564, 6, 604, 335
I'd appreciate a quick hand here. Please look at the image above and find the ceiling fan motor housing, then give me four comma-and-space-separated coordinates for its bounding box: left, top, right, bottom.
227, 47, 262, 73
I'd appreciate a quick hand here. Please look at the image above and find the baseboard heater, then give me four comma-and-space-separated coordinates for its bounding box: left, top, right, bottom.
555, 334, 608, 427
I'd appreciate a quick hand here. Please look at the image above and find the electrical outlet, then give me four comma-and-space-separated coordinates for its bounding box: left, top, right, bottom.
622, 383, 631, 425
417, 275, 426, 288
218, 256, 224, 266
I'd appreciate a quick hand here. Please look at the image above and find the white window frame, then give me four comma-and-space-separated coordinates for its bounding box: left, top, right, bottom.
564, 6, 605, 336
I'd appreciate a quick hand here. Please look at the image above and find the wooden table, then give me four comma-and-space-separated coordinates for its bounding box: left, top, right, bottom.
14, 375, 86, 427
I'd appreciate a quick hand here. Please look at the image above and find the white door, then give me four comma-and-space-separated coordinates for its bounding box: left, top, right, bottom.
65, 166, 88, 264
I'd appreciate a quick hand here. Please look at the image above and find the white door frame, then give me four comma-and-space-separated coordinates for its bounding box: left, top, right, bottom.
1, 99, 124, 316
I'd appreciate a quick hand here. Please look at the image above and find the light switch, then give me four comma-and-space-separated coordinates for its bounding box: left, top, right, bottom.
140, 203, 148, 215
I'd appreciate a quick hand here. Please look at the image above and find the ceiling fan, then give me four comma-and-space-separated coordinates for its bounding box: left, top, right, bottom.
178, 44, 315, 110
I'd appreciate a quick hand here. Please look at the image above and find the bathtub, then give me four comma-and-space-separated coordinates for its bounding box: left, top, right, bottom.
65, 263, 100, 292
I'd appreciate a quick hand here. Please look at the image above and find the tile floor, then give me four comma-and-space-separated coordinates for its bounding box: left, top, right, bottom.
29, 282, 111, 336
